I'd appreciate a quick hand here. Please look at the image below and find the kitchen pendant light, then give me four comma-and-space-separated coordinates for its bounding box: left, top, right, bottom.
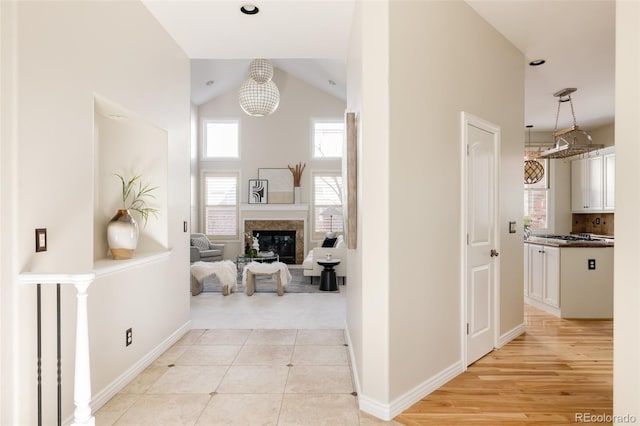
538, 88, 603, 159
238, 59, 280, 117
524, 125, 545, 184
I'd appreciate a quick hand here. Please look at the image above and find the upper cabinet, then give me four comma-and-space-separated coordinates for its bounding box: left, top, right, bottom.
571, 147, 615, 213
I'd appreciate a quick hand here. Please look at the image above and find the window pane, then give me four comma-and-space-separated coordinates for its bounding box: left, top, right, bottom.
524, 190, 548, 229
204, 174, 238, 238
205, 176, 237, 205
313, 174, 343, 236
205, 121, 239, 158
313, 121, 344, 158
205, 207, 236, 236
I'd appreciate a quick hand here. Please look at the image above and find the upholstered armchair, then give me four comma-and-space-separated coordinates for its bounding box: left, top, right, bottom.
190, 233, 224, 263
303, 234, 347, 284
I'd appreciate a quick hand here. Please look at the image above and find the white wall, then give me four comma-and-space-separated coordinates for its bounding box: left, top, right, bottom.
614, 0, 640, 420
387, 0, 524, 402
346, 0, 392, 410
347, 1, 524, 418
196, 68, 346, 258
1, 1, 191, 423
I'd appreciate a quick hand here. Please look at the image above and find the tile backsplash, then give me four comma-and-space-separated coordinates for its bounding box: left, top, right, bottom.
572, 213, 614, 236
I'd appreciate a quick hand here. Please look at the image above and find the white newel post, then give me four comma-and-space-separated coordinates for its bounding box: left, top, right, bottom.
18, 272, 96, 426
71, 277, 95, 426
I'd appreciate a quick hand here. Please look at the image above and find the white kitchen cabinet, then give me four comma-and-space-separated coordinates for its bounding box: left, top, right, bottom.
603, 152, 615, 211
523, 244, 529, 296
525, 244, 560, 315
571, 148, 615, 213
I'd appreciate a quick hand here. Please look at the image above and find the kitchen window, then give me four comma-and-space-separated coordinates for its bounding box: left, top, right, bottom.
524, 158, 551, 232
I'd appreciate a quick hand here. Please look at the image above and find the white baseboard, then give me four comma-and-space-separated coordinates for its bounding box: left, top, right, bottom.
344, 326, 464, 421
63, 320, 191, 424
386, 360, 464, 420
525, 297, 560, 317
497, 321, 526, 348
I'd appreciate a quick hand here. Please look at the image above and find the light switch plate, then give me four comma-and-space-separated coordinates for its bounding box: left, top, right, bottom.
35, 228, 47, 252
509, 221, 516, 234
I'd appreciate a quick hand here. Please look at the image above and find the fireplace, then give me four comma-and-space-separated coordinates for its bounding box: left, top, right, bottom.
253, 230, 296, 264
244, 220, 304, 264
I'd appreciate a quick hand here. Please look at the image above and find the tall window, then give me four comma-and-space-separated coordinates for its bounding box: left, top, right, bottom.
524, 158, 549, 230
313, 120, 344, 158
204, 120, 239, 159
203, 172, 238, 239
312, 172, 343, 239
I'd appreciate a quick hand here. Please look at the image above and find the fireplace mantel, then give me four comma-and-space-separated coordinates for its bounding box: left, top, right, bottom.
240, 203, 309, 212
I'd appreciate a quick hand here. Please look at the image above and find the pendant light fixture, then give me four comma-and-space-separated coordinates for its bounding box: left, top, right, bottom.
524, 125, 545, 184
538, 88, 603, 159
238, 59, 280, 117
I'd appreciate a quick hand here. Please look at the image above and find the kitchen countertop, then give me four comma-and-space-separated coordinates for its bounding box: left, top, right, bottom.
526, 236, 614, 248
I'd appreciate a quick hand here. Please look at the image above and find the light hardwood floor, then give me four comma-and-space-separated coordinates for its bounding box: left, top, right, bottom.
395, 305, 613, 425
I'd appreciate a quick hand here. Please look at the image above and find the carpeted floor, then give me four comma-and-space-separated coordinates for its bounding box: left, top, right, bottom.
202, 267, 339, 294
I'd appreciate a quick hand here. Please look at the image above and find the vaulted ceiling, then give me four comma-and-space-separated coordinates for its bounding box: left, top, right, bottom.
143, 1, 615, 132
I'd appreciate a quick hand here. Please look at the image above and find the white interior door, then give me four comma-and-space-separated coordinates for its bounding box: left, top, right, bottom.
464, 114, 499, 366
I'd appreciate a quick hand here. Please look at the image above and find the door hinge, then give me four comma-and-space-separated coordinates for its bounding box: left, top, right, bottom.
466, 323, 470, 335
466, 144, 469, 156
466, 234, 469, 245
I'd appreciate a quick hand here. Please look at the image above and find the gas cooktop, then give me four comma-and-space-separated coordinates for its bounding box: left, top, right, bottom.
537, 234, 606, 241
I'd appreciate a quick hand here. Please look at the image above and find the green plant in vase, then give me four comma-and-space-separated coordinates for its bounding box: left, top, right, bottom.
107, 174, 159, 260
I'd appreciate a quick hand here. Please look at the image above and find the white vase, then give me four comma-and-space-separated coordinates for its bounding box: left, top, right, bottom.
294, 187, 301, 204
107, 209, 139, 260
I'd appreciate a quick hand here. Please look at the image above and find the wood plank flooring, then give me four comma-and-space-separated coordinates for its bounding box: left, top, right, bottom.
395, 305, 613, 425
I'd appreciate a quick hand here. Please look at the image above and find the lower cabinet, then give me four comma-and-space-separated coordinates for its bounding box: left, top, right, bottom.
525, 243, 560, 313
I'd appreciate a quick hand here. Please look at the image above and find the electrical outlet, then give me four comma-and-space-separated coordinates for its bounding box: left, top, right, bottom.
595, 217, 601, 225
126, 328, 133, 347
588, 259, 596, 270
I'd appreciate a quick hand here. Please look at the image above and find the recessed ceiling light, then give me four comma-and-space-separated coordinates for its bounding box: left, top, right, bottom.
328, 80, 336, 86
529, 59, 546, 66
205, 80, 215, 86
240, 4, 259, 15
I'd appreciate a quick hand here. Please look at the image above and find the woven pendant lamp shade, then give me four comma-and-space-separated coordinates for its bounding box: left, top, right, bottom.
524, 159, 545, 184
238, 79, 280, 116
248, 59, 274, 83
238, 59, 280, 116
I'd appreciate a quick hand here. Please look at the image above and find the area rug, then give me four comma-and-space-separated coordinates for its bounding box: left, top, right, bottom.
201, 268, 339, 294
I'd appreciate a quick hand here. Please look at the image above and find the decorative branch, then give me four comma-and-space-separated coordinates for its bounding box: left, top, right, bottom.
288, 162, 306, 187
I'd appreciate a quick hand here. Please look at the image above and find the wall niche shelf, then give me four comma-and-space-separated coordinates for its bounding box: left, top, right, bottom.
93, 95, 169, 266
93, 250, 172, 278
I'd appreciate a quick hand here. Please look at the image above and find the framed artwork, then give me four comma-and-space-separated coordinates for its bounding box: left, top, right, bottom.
248, 179, 268, 204
342, 111, 358, 249
258, 168, 294, 203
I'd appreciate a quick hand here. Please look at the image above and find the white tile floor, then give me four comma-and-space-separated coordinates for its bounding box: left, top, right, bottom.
95, 291, 401, 425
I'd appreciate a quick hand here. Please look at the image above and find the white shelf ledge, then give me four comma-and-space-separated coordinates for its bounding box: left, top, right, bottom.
240, 203, 309, 211
93, 249, 172, 278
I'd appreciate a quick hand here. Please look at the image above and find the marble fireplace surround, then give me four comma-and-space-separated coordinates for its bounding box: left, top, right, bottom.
244, 220, 304, 264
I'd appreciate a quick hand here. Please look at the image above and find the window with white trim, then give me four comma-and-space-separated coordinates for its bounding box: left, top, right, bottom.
203, 172, 238, 240
204, 120, 239, 159
312, 172, 344, 239
312, 120, 344, 158
524, 157, 550, 231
